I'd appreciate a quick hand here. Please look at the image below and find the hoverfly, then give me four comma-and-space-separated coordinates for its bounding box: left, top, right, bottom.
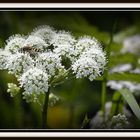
18, 45, 40, 57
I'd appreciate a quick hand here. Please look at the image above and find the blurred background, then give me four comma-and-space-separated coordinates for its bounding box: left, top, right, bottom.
0, 11, 140, 129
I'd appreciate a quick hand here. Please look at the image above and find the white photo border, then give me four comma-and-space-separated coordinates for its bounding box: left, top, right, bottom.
0, 3, 140, 137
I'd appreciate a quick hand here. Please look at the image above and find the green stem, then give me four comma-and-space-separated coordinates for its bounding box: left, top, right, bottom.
68, 104, 74, 129
101, 79, 106, 120
42, 87, 50, 129
101, 18, 118, 120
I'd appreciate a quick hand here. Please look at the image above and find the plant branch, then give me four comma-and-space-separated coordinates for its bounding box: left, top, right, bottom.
42, 87, 50, 129
101, 18, 118, 120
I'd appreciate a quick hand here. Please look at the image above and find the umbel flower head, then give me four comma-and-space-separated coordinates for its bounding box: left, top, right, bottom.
0, 49, 11, 70
7, 52, 34, 76
36, 52, 64, 78
72, 38, 106, 81
19, 68, 49, 94
0, 25, 107, 103
5, 34, 26, 53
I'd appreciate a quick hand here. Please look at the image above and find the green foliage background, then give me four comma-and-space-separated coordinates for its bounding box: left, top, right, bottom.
0, 11, 140, 129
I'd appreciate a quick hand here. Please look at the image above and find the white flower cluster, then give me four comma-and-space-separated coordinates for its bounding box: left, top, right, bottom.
108, 61, 140, 93
7, 52, 34, 76
90, 102, 132, 129
132, 59, 140, 74
36, 52, 64, 78
75, 36, 101, 55
131, 68, 140, 74
5, 34, 48, 54
139, 59, 140, 65
110, 114, 130, 129
0, 49, 11, 70
72, 38, 106, 81
0, 25, 106, 102
107, 80, 140, 92
48, 93, 60, 107
31, 25, 56, 44
24, 35, 48, 51
121, 35, 140, 55
5, 34, 25, 53
52, 31, 76, 61
19, 68, 49, 95
109, 63, 132, 74
7, 83, 20, 97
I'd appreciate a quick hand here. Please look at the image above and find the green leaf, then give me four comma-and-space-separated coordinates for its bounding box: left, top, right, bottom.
95, 76, 103, 81
119, 88, 140, 120
81, 114, 90, 128
109, 53, 138, 67
110, 91, 123, 117
108, 72, 140, 83
110, 42, 123, 53
0, 38, 4, 48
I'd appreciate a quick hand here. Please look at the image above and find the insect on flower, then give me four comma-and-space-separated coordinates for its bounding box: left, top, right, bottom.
18, 45, 40, 57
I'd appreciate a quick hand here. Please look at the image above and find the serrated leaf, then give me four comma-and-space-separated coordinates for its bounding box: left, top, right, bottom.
119, 88, 140, 120
108, 72, 140, 83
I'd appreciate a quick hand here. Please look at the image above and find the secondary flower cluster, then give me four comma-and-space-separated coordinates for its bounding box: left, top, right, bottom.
0, 25, 106, 103
90, 102, 131, 129
121, 35, 140, 55
107, 60, 140, 93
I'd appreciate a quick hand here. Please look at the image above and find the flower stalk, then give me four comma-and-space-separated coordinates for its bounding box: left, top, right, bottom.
101, 79, 107, 120
42, 87, 50, 129
101, 18, 118, 120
